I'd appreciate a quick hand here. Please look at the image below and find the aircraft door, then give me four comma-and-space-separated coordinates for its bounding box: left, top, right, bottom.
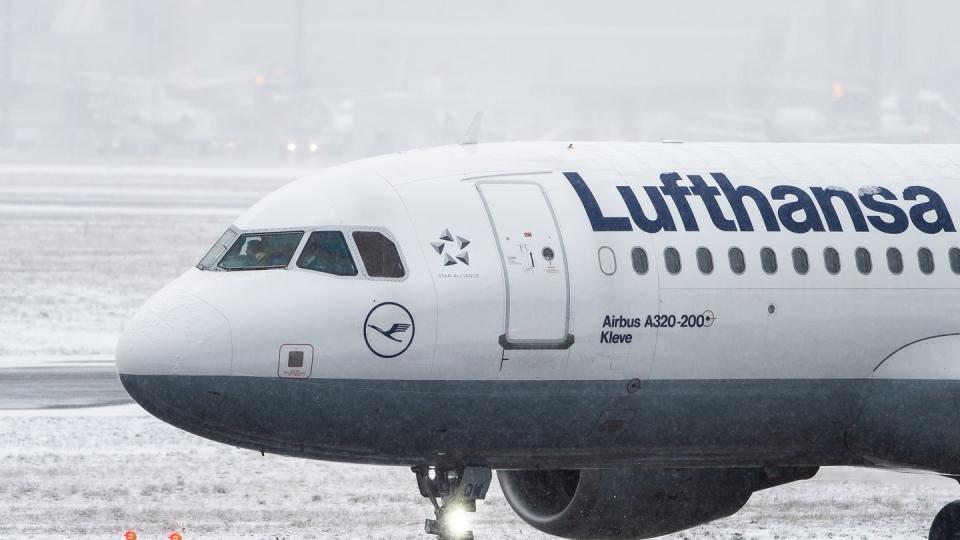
477, 182, 573, 349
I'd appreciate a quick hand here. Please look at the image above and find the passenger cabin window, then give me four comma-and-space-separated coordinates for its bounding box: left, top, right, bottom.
887, 247, 903, 274
598, 247, 617, 275
855, 247, 872, 275
352, 231, 405, 278
296, 231, 358, 276
696, 247, 713, 274
824, 247, 841, 275
792, 247, 809, 275
729, 247, 745, 275
918, 247, 935, 275
760, 247, 777, 274
631, 247, 649, 275
218, 231, 304, 271
197, 228, 238, 270
664, 247, 681, 275
950, 248, 960, 274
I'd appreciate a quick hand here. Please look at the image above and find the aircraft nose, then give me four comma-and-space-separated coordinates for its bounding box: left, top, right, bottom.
116, 288, 232, 378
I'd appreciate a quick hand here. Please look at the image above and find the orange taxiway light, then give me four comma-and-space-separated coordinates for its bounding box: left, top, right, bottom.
123, 531, 137, 540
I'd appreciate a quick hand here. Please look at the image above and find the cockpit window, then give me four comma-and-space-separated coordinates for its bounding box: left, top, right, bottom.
218, 231, 304, 271
197, 228, 238, 270
352, 231, 405, 278
297, 231, 358, 276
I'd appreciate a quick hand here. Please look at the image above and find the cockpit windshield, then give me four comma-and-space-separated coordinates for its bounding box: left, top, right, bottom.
297, 231, 358, 276
217, 231, 304, 271
197, 228, 238, 270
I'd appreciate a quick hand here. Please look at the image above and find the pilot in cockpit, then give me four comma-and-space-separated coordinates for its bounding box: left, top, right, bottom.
245, 239, 266, 265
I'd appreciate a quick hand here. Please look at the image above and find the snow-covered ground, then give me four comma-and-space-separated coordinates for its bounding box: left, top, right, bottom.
0, 403, 955, 539
0, 165, 956, 539
0, 165, 294, 358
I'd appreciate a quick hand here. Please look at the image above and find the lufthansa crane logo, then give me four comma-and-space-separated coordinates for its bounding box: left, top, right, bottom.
363, 302, 415, 358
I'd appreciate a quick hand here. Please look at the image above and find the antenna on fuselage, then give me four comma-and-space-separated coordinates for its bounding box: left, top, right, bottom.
460, 112, 483, 145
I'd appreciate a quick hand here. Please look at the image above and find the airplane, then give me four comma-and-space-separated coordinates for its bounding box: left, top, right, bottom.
117, 141, 960, 539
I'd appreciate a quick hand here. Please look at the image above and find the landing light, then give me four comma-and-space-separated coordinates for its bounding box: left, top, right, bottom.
309, 142, 318, 153
286, 142, 297, 153
444, 504, 473, 539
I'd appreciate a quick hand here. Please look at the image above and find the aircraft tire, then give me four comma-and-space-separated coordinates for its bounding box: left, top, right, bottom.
929, 500, 960, 540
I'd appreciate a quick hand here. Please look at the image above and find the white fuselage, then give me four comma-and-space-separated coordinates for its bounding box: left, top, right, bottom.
116, 142, 960, 473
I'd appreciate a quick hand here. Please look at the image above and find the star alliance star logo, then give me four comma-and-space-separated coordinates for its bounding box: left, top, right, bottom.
430, 229, 470, 266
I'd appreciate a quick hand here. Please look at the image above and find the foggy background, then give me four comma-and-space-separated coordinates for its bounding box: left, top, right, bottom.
2, 0, 960, 164
4, 4, 960, 538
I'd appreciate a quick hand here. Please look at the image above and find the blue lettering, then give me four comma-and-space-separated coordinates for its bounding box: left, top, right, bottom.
904, 186, 957, 234
618, 185, 676, 233
811, 187, 869, 232
563, 172, 632, 232
689, 174, 737, 231
659, 173, 699, 231
565, 171, 955, 236
712, 173, 780, 232
859, 187, 908, 234
772, 185, 825, 233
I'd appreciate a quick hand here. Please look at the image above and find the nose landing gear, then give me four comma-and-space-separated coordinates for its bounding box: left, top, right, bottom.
930, 500, 960, 540
413, 465, 492, 540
